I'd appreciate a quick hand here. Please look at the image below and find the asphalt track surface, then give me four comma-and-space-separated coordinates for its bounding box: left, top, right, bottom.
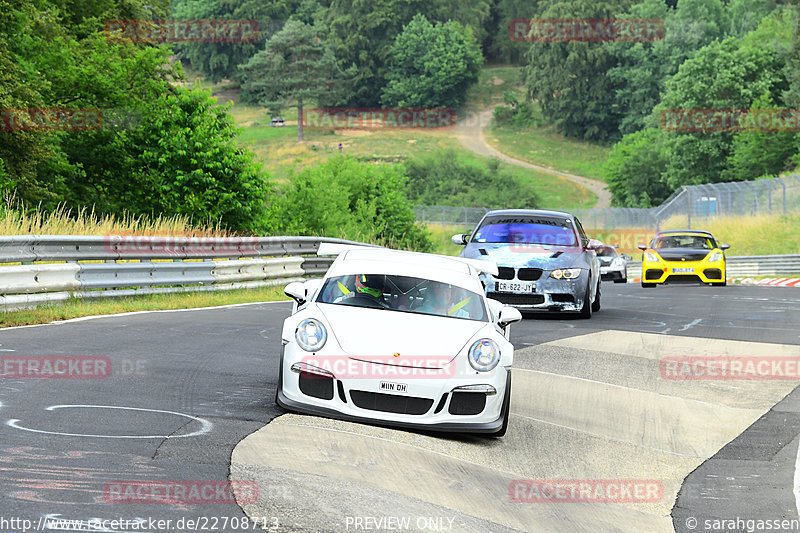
1, 284, 799, 533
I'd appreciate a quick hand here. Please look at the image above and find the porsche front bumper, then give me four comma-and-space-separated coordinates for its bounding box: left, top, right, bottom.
641, 260, 726, 284
277, 347, 510, 434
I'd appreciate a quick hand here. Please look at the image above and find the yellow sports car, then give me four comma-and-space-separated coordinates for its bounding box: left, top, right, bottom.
637, 230, 729, 287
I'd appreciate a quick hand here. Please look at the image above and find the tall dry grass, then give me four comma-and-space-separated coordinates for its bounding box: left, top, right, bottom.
0, 200, 226, 236
659, 213, 800, 255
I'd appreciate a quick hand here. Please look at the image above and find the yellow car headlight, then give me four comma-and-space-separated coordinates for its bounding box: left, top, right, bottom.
644, 252, 660, 262
707, 252, 723, 262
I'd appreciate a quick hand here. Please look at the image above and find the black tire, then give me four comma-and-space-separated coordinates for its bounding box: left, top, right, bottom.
490, 374, 511, 438
614, 277, 626, 284
591, 281, 601, 312
578, 279, 592, 318
711, 281, 727, 287
641, 282, 656, 288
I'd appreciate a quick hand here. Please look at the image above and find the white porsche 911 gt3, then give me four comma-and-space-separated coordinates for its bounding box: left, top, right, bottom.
276, 245, 522, 436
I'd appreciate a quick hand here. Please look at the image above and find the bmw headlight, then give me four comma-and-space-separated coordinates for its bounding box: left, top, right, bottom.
295, 318, 327, 352
644, 252, 660, 262
468, 339, 501, 372
707, 252, 723, 262
550, 268, 581, 280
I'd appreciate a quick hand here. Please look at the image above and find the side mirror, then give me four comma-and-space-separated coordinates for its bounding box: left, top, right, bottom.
498, 306, 522, 327
586, 238, 603, 249
719, 243, 730, 250
451, 234, 468, 245
284, 281, 306, 304
637, 244, 647, 251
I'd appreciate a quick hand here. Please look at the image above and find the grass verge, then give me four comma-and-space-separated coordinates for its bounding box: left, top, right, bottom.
0, 285, 289, 328
485, 105, 611, 182
660, 213, 800, 256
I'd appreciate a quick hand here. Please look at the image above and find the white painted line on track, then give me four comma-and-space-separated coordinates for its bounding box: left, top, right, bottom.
679, 318, 703, 331
5, 404, 213, 439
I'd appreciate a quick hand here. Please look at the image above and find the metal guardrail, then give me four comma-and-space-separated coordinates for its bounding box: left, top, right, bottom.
626, 255, 800, 279
0, 236, 354, 310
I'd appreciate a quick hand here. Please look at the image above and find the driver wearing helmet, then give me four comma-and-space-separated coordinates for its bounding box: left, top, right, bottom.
354, 274, 386, 303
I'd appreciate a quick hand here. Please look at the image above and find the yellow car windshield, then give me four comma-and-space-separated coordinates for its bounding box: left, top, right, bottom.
653, 235, 714, 250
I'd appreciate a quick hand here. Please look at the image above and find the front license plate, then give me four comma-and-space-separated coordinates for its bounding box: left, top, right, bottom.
379, 381, 408, 393
496, 281, 536, 293
673, 267, 693, 273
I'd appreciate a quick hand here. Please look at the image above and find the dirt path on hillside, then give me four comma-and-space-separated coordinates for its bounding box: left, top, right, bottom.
453, 109, 611, 209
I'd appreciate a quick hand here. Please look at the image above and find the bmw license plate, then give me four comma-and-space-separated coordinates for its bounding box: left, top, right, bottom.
673, 267, 693, 273
496, 281, 536, 293
380, 381, 408, 393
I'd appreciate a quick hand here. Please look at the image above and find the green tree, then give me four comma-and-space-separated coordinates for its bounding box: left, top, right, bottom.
381, 14, 483, 108
603, 128, 670, 207
522, 0, 637, 142
653, 10, 793, 188
268, 156, 432, 251
239, 19, 350, 141
59, 88, 270, 231
486, 0, 543, 64
171, 0, 296, 83
608, 0, 728, 135
727, 94, 798, 180
324, 0, 491, 107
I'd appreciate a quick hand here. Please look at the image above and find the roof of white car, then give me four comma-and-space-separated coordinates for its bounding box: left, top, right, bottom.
326, 247, 490, 288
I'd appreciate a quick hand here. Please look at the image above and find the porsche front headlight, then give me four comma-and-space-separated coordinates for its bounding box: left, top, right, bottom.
707, 252, 723, 262
550, 268, 581, 280
644, 252, 660, 262
295, 318, 327, 352
468, 339, 500, 372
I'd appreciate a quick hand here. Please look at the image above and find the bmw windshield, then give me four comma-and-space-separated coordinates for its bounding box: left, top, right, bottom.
316, 274, 488, 321
472, 216, 578, 246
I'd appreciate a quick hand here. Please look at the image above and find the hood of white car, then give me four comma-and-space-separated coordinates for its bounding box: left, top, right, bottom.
317, 304, 486, 366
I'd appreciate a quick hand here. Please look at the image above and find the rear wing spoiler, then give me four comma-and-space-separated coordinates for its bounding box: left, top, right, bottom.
317, 243, 498, 277
317, 242, 377, 256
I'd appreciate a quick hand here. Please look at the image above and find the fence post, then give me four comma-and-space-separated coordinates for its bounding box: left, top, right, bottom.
687, 188, 692, 229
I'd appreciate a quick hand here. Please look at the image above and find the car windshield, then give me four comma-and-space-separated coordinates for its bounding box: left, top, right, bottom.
596, 246, 618, 257
316, 274, 487, 321
653, 235, 715, 249
472, 216, 577, 246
